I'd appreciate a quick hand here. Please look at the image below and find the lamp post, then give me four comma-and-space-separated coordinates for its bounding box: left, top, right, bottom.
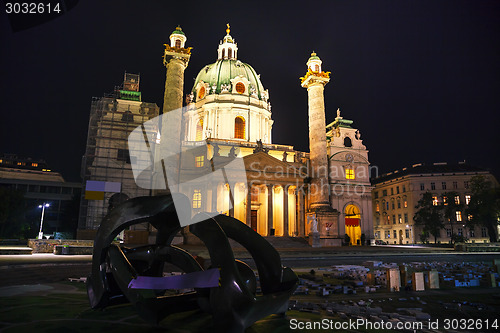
38, 203, 50, 239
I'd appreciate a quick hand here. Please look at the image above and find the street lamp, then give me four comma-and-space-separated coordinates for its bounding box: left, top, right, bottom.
38, 203, 50, 239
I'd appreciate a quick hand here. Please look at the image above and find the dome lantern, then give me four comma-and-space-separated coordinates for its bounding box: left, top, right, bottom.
170, 25, 187, 48
217, 24, 238, 60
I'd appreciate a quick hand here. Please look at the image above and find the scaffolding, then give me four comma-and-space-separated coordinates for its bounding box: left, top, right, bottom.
78, 73, 159, 231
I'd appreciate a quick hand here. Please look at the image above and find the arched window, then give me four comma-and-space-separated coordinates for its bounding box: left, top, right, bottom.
234, 117, 245, 139
344, 136, 352, 147
314, 64, 320, 71
235, 82, 245, 94
222, 49, 225, 59
228, 48, 232, 59
175, 39, 181, 48
195, 118, 203, 141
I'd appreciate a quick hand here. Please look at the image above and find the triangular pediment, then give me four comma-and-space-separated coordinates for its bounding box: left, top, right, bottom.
243, 152, 306, 182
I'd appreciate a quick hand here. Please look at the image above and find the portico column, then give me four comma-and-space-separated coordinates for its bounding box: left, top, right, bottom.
246, 184, 252, 226
228, 182, 235, 217
283, 185, 289, 237
298, 187, 305, 237
267, 184, 274, 236
211, 182, 218, 213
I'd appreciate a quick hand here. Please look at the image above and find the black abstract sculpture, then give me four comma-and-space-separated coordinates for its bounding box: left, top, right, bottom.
87, 194, 298, 332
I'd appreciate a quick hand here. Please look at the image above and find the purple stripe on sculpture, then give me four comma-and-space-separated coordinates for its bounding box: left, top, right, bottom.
128, 268, 220, 290
104, 181, 121, 193
86, 180, 105, 191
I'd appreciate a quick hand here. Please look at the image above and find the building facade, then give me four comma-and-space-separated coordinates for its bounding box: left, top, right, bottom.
372, 162, 498, 244
163, 26, 373, 246
0, 154, 81, 237
78, 73, 159, 232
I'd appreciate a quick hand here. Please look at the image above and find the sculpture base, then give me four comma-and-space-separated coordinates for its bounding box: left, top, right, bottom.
319, 237, 342, 247
309, 232, 320, 247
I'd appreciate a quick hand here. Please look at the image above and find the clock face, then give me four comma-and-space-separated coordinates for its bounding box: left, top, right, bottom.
345, 153, 354, 162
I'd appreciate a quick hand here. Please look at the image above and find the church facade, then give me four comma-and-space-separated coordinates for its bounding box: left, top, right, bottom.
161, 26, 373, 246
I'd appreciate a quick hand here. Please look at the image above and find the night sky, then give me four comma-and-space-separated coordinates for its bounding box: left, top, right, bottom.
1, 0, 499, 182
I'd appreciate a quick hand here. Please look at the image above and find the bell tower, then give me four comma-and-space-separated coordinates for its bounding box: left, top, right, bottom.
301, 52, 340, 247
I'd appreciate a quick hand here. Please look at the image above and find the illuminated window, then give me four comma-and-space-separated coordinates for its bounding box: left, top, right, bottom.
175, 39, 181, 48
465, 195, 471, 205
0, 159, 2, 164
195, 118, 203, 141
235, 82, 245, 94
375, 202, 380, 212
17, 162, 22, 166
468, 214, 472, 221
456, 211, 462, 222
454, 196, 460, 205
234, 117, 245, 139
195, 155, 204, 167
432, 196, 438, 206
345, 168, 355, 180
192, 189, 201, 209
443, 196, 448, 205
404, 200, 408, 208
198, 86, 206, 100
32, 163, 38, 167
398, 214, 402, 223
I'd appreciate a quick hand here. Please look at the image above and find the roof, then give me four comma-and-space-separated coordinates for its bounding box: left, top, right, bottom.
171, 26, 185, 36
372, 163, 487, 184
192, 59, 265, 98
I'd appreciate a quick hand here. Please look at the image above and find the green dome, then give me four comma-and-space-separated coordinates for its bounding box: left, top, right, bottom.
171, 27, 185, 36
192, 59, 265, 98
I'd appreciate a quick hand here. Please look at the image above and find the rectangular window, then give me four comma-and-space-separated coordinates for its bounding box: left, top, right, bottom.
396, 186, 400, 194
386, 230, 391, 239
431, 182, 436, 190
386, 202, 389, 210
345, 168, 355, 180
467, 214, 472, 221
393, 230, 397, 239
446, 228, 452, 237
453, 181, 458, 189
391, 188, 394, 195
376, 203, 380, 212
465, 195, 471, 205
405, 229, 409, 238
402, 185, 406, 193
432, 196, 438, 206
454, 196, 460, 205
398, 214, 402, 224
470, 229, 475, 237
404, 200, 408, 208
404, 213, 408, 223
374, 191, 379, 199
195, 155, 205, 167
456, 211, 462, 222
464, 181, 469, 189
443, 196, 448, 205
391, 201, 395, 210
117, 149, 131, 163
192, 189, 202, 209
387, 216, 390, 225
442, 182, 447, 190
375, 217, 380, 226
397, 200, 401, 209
31, 162, 38, 167
420, 183, 425, 191
458, 228, 463, 236
383, 189, 387, 197
481, 227, 487, 237
392, 215, 396, 224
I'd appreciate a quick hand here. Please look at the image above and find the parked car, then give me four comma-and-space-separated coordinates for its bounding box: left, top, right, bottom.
375, 240, 387, 245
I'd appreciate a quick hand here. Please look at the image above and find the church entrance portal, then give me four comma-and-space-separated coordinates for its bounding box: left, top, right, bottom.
345, 204, 361, 246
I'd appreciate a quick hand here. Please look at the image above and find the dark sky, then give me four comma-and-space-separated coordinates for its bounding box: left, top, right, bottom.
1, 0, 499, 182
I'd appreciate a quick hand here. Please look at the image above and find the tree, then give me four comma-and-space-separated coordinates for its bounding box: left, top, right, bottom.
467, 175, 500, 242
414, 191, 443, 243
441, 191, 465, 243
0, 187, 27, 238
